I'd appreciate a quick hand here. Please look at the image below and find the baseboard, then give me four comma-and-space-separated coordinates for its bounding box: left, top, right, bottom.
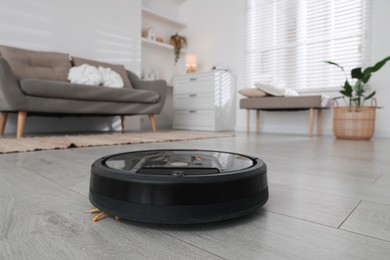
235, 124, 390, 138
235, 124, 334, 136
373, 130, 390, 138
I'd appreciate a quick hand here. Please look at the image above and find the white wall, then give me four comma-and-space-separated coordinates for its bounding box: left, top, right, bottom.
0, 0, 142, 135
143, 0, 181, 21
180, 0, 390, 138
370, 0, 390, 138
180, 0, 246, 86
179, 0, 246, 132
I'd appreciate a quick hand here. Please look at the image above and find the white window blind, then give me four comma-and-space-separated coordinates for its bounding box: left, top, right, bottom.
245, 0, 371, 91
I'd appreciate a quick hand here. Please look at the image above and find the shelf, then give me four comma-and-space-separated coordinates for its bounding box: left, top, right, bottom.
142, 38, 187, 53
142, 7, 187, 28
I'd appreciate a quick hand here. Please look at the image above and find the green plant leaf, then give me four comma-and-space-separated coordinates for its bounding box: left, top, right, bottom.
364, 91, 376, 100
363, 56, 390, 79
361, 74, 371, 83
340, 90, 350, 97
351, 68, 363, 79
170, 33, 187, 64
324, 61, 344, 71
324, 60, 349, 79
354, 80, 364, 95
342, 80, 352, 96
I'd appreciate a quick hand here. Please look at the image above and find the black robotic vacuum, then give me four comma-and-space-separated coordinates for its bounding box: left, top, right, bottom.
89, 149, 268, 224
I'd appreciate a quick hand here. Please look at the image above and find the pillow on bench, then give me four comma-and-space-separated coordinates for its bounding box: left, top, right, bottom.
239, 88, 268, 97
255, 82, 298, 97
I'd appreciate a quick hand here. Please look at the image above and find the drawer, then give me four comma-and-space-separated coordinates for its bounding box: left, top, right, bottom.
173, 110, 215, 130
173, 73, 214, 85
173, 93, 214, 110
174, 77, 215, 94
174, 82, 214, 94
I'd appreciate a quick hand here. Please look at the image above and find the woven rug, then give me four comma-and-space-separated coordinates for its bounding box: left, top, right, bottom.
0, 131, 234, 154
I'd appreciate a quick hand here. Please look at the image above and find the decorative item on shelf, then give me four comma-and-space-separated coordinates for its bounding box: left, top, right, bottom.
325, 56, 390, 140
143, 68, 159, 80
156, 37, 164, 43
142, 27, 156, 41
170, 33, 187, 64
185, 54, 197, 73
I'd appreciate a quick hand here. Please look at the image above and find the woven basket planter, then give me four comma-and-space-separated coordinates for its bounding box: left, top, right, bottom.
333, 105, 376, 140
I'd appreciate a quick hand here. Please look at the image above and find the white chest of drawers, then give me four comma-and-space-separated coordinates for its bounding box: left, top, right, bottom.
172, 71, 235, 131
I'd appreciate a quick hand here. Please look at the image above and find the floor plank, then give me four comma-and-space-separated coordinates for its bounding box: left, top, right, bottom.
0, 159, 221, 260
2, 133, 390, 259
340, 200, 390, 242
154, 210, 390, 260
264, 183, 360, 227
374, 172, 390, 186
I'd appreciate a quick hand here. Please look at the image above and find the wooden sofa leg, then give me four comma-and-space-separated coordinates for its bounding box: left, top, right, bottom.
0, 112, 8, 136
317, 109, 322, 135
17, 111, 27, 139
120, 115, 125, 133
309, 108, 314, 137
148, 114, 157, 132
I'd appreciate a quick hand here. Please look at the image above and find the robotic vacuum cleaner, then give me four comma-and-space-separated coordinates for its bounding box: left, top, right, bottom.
89, 149, 268, 224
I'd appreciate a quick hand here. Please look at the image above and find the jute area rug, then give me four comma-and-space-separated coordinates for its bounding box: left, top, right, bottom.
0, 131, 234, 154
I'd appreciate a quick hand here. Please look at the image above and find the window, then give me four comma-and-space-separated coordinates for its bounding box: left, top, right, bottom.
245, 0, 371, 91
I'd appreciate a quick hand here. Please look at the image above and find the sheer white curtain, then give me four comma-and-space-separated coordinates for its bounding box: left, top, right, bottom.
245, 0, 371, 91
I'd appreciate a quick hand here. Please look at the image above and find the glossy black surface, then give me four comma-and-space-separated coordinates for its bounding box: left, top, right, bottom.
104, 150, 256, 175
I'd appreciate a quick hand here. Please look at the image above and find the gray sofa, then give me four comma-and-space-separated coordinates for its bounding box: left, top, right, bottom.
0, 45, 167, 138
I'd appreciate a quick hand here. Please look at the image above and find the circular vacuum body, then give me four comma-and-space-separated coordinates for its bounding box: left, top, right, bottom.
89, 149, 268, 224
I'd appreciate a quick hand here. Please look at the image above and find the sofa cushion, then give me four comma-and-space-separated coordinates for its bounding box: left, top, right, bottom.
72, 57, 133, 89
20, 79, 159, 104
239, 96, 324, 110
0, 45, 71, 82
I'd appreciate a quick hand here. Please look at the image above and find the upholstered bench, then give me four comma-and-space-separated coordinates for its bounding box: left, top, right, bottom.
239, 95, 330, 136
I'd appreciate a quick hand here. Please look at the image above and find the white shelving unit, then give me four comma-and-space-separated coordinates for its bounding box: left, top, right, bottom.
141, 7, 187, 52
141, 38, 187, 53
142, 7, 186, 29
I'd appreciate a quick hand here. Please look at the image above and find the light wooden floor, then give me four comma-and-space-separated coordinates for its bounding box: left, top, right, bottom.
1, 133, 390, 259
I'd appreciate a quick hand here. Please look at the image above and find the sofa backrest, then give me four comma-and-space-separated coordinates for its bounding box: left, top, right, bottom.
0, 45, 72, 82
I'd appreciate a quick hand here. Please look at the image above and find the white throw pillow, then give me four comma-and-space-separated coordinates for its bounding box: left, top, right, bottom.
68, 64, 102, 86
284, 87, 299, 96
255, 77, 298, 96
98, 66, 124, 88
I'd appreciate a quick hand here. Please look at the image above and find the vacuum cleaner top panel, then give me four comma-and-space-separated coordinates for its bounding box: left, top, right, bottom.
104, 150, 258, 176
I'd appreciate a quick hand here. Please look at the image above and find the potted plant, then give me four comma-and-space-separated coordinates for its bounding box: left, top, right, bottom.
325, 56, 390, 140
170, 33, 187, 64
